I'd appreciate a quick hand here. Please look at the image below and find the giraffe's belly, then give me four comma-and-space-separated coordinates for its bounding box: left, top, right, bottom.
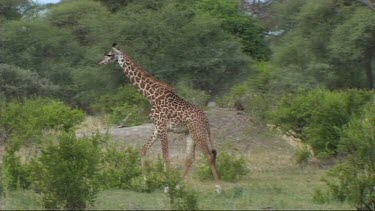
166, 121, 188, 134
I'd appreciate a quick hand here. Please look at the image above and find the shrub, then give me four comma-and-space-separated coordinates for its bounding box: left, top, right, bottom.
175, 80, 211, 108
2, 147, 32, 192
93, 85, 150, 126
154, 168, 199, 210
169, 184, 199, 210
322, 104, 375, 210
0, 64, 57, 99
29, 132, 101, 209
295, 146, 312, 165
97, 144, 167, 193
217, 81, 250, 108
0, 165, 3, 196
312, 188, 331, 204
0, 98, 84, 146
270, 89, 373, 157
111, 103, 149, 126
197, 151, 249, 182
217, 62, 282, 122
96, 143, 143, 190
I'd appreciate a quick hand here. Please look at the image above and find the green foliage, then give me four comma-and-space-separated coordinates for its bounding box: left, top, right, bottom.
94, 0, 134, 12
271, 0, 307, 32
0, 64, 57, 100
175, 79, 211, 107
322, 105, 375, 210
0, 165, 3, 196
1, 0, 261, 106
168, 183, 199, 210
30, 132, 101, 210
0, 99, 84, 146
0, 0, 32, 21
194, 0, 271, 60
329, 6, 375, 62
114, 0, 251, 91
270, 89, 374, 157
72, 66, 125, 111
269, 0, 374, 89
219, 62, 297, 122
197, 151, 248, 182
96, 143, 142, 190
93, 85, 150, 126
97, 142, 168, 193
2, 148, 31, 192
312, 188, 331, 205
295, 146, 312, 165
0, 19, 81, 73
172, 189, 199, 211
48, 0, 114, 46
218, 81, 250, 108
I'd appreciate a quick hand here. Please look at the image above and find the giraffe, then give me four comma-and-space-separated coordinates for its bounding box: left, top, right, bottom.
99, 43, 221, 192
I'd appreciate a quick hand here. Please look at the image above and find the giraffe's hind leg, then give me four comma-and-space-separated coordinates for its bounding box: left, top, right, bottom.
183, 134, 196, 179
187, 124, 221, 191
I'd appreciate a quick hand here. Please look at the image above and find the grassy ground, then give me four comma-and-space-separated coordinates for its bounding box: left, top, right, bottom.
0, 167, 351, 210
0, 110, 352, 210
0, 144, 351, 210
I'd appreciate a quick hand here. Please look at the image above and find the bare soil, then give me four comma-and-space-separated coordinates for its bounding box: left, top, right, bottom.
104, 108, 248, 159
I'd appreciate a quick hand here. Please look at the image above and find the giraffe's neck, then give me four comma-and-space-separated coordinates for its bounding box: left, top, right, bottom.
117, 53, 172, 104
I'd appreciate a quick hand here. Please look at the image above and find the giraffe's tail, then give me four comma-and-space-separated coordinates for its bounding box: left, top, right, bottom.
208, 127, 217, 164
212, 149, 217, 164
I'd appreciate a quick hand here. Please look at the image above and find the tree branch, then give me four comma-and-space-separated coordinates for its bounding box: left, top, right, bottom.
358, 0, 375, 10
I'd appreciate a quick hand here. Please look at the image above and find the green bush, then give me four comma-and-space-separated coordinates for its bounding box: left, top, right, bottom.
29, 132, 101, 210
169, 183, 199, 210
197, 151, 249, 182
295, 146, 312, 165
2, 148, 32, 192
322, 104, 375, 210
93, 85, 150, 126
312, 188, 331, 204
217, 81, 250, 108
1, 99, 85, 196
175, 80, 211, 107
217, 62, 282, 122
0, 98, 84, 146
270, 89, 373, 157
111, 103, 149, 126
97, 143, 143, 190
0, 64, 58, 99
0, 165, 3, 196
97, 144, 167, 193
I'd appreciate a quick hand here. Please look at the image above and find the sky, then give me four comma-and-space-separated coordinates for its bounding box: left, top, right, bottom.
34, 0, 61, 4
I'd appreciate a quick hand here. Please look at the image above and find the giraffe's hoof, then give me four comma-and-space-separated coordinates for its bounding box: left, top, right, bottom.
142, 176, 148, 189
215, 185, 222, 194
164, 185, 170, 193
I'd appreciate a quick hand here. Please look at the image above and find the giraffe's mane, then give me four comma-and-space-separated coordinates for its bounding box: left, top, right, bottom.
123, 53, 174, 91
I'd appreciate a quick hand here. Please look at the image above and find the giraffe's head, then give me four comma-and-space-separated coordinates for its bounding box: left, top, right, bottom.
99, 43, 124, 65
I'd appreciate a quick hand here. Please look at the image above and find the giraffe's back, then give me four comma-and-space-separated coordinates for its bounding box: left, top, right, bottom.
154, 89, 209, 135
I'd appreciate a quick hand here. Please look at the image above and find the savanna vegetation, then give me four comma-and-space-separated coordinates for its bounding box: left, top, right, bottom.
0, 0, 374, 210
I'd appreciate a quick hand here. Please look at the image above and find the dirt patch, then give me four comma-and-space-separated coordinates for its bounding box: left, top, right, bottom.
98, 108, 263, 161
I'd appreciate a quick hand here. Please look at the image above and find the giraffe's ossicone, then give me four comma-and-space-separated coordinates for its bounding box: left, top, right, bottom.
99, 43, 221, 192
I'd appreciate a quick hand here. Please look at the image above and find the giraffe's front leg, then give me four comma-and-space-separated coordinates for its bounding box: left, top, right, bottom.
158, 129, 170, 172
156, 127, 173, 193
141, 129, 158, 174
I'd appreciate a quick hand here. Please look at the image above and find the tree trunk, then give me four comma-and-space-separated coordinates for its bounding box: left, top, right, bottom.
364, 55, 373, 89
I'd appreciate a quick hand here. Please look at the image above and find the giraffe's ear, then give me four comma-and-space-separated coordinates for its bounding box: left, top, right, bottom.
112, 42, 117, 48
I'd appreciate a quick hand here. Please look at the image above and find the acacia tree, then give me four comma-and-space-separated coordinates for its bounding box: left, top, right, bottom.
0, 0, 32, 21
194, 0, 271, 60
329, 7, 375, 89
269, 0, 374, 90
